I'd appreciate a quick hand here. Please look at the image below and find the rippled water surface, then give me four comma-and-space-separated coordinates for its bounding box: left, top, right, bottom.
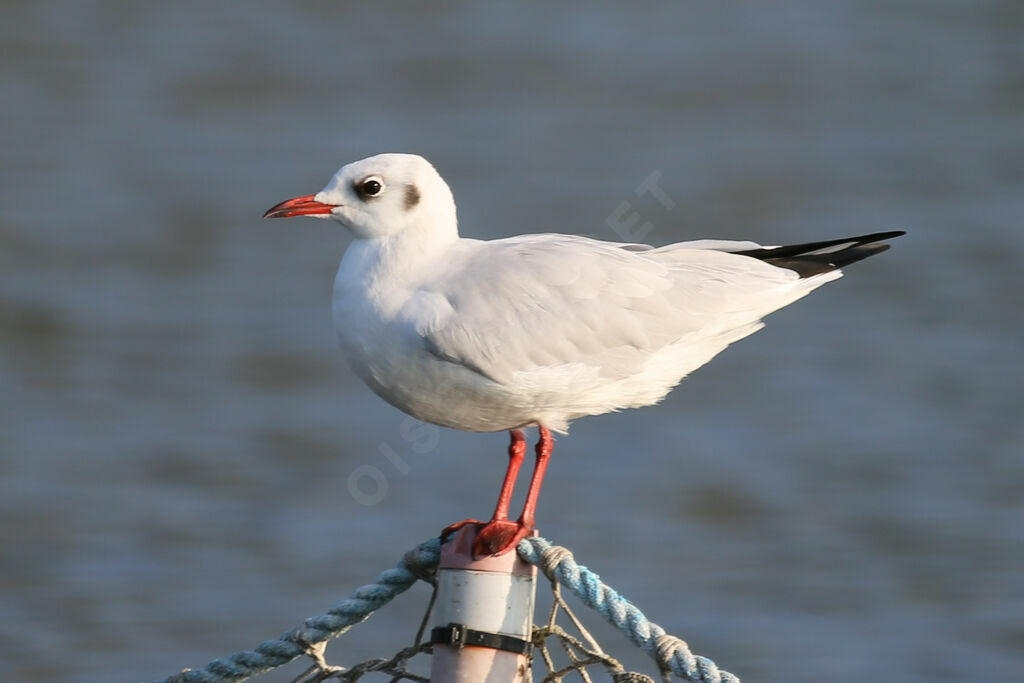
2, 3, 1022, 681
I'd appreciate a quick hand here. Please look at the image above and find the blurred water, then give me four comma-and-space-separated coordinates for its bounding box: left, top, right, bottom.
1, 2, 1022, 681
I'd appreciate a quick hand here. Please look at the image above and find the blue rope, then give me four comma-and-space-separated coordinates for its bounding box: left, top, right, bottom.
161, 538, 441, 683
160, 536, 738, 683
516, 537, 739, 683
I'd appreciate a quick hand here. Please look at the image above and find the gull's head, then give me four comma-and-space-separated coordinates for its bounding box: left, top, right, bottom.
263, 153, 457, 240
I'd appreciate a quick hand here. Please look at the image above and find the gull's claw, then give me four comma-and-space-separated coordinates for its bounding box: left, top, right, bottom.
441, 518, 486, 541
441, 519, 532, 558
471, 519, 532, 557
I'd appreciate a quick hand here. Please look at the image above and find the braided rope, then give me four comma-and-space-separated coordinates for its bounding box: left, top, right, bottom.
516, 537, 740, 683
159, 535, 737, 683
161, 538, 441, 683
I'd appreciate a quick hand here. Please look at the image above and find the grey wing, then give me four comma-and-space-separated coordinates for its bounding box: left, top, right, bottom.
412, 234, 798, 384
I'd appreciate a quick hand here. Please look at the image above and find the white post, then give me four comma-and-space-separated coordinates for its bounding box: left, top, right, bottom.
430, 526, 537, 682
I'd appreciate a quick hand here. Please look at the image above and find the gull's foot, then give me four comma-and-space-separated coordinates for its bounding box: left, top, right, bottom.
471, 519, 532, 558
440, 518, 532, 558
440, 518, 486, 541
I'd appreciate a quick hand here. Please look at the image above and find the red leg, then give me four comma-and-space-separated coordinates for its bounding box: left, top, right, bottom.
441, 430, 526, 537
489, 429, 527, 521
517, 426, 552, 530
467, 427, 554, 558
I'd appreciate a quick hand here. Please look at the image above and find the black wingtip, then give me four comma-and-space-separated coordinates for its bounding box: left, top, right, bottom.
735, 230, 905, 278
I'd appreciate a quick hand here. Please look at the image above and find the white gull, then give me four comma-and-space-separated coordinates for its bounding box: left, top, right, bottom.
264, 153, 903, 556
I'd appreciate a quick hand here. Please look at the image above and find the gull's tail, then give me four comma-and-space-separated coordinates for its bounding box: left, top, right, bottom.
734, 230, 906, 278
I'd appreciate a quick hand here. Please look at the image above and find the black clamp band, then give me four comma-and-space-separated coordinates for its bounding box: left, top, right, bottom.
431, 622, 532, 656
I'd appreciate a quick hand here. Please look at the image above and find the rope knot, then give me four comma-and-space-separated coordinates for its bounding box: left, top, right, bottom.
402, 541, 440, 585
538, 544, 574, 582
612, 674, 656, 683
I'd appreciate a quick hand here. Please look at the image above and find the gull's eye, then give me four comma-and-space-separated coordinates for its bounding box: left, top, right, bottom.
356, 175, 385, 200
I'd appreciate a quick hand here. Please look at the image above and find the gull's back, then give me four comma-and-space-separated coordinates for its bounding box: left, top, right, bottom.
355, 232, 847, 433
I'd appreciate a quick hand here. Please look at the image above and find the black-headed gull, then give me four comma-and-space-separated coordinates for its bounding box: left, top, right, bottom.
264, 153, 903, 556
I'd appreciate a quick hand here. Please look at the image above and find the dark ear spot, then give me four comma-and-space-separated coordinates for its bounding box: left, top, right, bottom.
404, 184, 421, 210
